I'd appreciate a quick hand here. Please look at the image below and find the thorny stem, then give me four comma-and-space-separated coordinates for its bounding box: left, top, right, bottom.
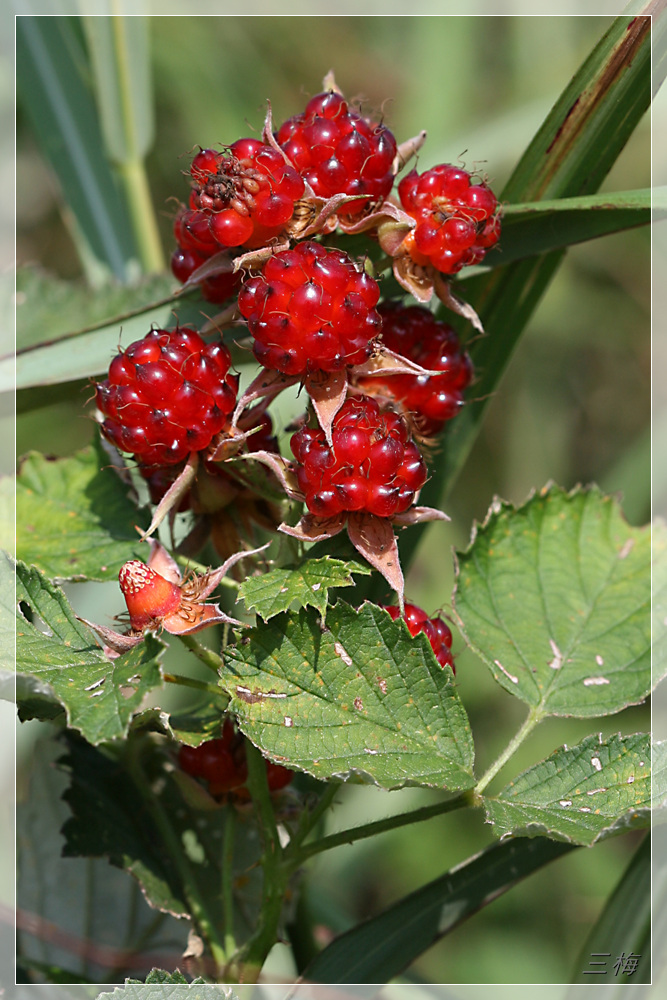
125, 739, 227, 975
176, 634, 225, 675
474, 706, 544, 796
292, 791, 471, 866
234, 741, 288, 983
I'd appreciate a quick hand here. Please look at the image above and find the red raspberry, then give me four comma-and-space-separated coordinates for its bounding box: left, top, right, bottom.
358, 303, 473, 436
398, 165, 500, 274
178, 719, 293, 797
96, 327, 239, 468
276, 89, 397, 218
290, 395, 427, 519
238, 241, 381, 377
185, 141, 305, 251
384, 603, 455, 671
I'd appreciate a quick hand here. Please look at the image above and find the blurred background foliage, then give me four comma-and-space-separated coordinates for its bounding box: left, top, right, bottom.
15, 15, 651, 984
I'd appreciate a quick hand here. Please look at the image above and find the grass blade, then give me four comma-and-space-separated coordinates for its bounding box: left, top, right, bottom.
16, 16, 137, 280
302, 837, 574, 984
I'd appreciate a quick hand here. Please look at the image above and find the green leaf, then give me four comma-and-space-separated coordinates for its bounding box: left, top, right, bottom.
454, 486, 650, 717
570, 833, 650, 984
652, 519, 667, 686
484, 733, 651, 845
16, 442, 149, 581
60, 733, 264, 942
103, 975, 213, 993
132, 699, 225, 747
482, 188, 656, 269
13, 557, 164, 743
225, 602, 474, 791
18, 737, 187, 984
302, 836, 574, 984
400, 7, 655, 574
16, 17, 136, 279
14, 267, 176, 353
237, 556, 371, 620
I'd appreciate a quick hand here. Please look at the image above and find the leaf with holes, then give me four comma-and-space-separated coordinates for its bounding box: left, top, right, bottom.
237, 556, 371, 620
454, 486, 650, 718
224, 601, 474, 791
14, 557, 164, 743
484, 733, 651, 845
16, 441, 149, 581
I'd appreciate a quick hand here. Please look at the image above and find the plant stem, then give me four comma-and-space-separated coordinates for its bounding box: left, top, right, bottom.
176, 634, 224, 675
235, 742, 288, 983
474, 706, 544, 796
163, 672, 227, 702
285, 781, 341, 857
126, 739, 227, 975
292, 791, 471, 865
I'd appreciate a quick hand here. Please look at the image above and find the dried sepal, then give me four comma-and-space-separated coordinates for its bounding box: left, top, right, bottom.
432, 272, 484, 334
231, 367, 300, 428
305, 369, 349, 447
140, 452, 199, 541
278, 513, 346, 543
393, 505, 451, 527
233, 449, 302, 501
346, 512, 405, 611
392, 131, 428, 174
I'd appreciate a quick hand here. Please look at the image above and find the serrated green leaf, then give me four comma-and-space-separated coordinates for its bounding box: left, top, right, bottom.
13, 557, 164, 743
484, 733, 651, 845
106, 976, 216, 993
16, 17, 136, 279
483, 188, 656, 269
60, 733, 264, 942
570, 833, 650, 984
302, 835, 574, 984
454, 486, 650, 717
16, 442, 149, 581
224, 602, 474, 791
238, 557, 371, 620
132, 700, 225, 747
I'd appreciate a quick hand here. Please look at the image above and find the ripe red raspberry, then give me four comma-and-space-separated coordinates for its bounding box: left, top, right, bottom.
96, 327, 239, 468
238, 241, 381, 377
276, 89, 397, 218
383, 602, 455, 671
358, 303, 473, 436
398, 165, 500, 274
183, 140, 305, 251
170, 239, 242, 305
290, 395, 427, 519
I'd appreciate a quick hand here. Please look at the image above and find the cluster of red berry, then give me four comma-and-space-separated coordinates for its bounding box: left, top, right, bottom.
178, 719, 293, 798
95, 80, 501, 766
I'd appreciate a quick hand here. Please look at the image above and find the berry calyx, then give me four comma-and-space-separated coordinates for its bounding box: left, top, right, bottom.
398, 164, 500, 274
119, 561, 182, 631
96, 327, 239, 468
290, 395, 427, 519
238, 241, 381, 377
357, 303, 473, 436
276, 89, 397, 217
383, 602, 455, 671
186, 140, 305, 250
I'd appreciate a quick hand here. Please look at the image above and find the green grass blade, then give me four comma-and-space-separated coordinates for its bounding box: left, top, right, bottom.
569, 834, 650, 984
397, 7, 654, 574
302, 837, 574, 984
82, 16, 164, 273
16, 16, 137, 280
481, 188, 657, 268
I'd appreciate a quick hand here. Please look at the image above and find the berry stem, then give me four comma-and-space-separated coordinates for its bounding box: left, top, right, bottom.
474, 706, 544, 797
291, 792, 470, 866
176, 634, 225, 675
163, 672, 228, 703
284, 780, 342, 857
117, 158, 165, 275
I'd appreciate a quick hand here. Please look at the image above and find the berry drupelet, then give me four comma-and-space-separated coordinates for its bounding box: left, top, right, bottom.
238, 241, 381, 377
358, 302, 473, 436
95, 327, 238, 468
398, 164, 500, 274
290, 395, 427, 519
276, 89, 397, 218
